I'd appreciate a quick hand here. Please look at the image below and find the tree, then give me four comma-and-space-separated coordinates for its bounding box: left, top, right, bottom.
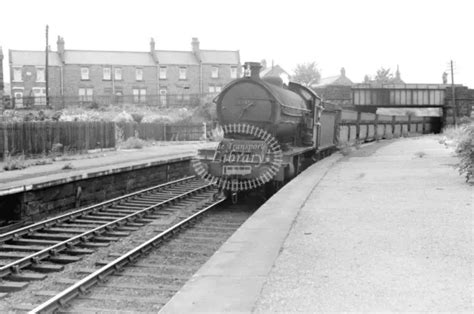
293, 62, 321, 87
374, 67, 394, 83
364, 67, 400, 84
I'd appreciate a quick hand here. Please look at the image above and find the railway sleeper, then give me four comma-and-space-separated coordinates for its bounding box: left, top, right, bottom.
79, 242, 110, 248
6, 272, 47, 282
27, 263, 64, 273
41, 227, 89, 234
10, 238, 59, 246
0, 281, 29, 292
88, 212, 127, 218
102, 209, 137, 215
46, 254, 82, 264
0, 244, 45, 252
56, 223, 100, 229
116, 226, 140, 232
91, 236, 120, 243
70, 219, 106, 225
64, 247, 94, 255
80, 215, 117, 222
27, 233, 73, 241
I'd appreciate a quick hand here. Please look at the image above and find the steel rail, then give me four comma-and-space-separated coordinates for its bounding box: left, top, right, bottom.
0, 176, 197, 243
0, 180, 215, 279
29, 197, 226, 314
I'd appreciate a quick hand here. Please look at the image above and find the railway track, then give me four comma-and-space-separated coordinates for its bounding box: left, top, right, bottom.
28, 202, 253, 313
0, 176, 216, 296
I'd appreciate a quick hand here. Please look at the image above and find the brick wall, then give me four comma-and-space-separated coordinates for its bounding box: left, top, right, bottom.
1, 159, 193, 222
10, 65, 62, 103
444, 85, 474, 123
159, 64, 200, 94
63, 64, 159, 97
202, 64, 238, 92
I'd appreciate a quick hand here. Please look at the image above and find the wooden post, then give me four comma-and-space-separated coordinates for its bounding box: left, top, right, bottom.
374, 114, 379, 140
356, 111, 361, 141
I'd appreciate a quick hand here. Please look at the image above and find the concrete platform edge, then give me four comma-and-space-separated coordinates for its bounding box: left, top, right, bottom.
159, 153, 344, 313
0, 155, 192, 197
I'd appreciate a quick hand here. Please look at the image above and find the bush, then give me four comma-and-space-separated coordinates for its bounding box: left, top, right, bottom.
131, 113, 144, 123
443, 122, 474, 182
454, 123, 473, 182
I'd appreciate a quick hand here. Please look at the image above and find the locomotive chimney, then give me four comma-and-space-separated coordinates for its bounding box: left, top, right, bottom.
244, 62, 262, 79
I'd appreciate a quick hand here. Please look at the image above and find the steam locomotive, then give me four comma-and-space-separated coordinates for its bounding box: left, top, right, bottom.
193, 62, 339, 202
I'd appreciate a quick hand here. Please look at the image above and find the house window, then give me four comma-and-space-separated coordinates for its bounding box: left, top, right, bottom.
79, 88, 93, 101
231, 66, 237, 79
81, 67, 89, 80
114, 68, 122, 80
36, 67, 45, 82
159, 88, 167, 106
216, 86, 222, 93
13, 67, 22, 82
133, 88, 147, 103
209, 85, 215, 93
179, 67, 187, 80
211, 66, 219, 78
103, 67, 111, 80
159, 67, 167, 79
136, 68, 143, 81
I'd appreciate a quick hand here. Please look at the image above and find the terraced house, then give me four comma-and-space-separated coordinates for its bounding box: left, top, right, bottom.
9, 37, 241, 108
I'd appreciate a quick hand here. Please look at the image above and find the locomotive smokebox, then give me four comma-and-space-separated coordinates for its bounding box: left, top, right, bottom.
244, 62, 262, 79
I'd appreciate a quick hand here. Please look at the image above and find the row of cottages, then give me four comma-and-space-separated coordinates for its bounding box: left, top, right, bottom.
9, 37, 241, 108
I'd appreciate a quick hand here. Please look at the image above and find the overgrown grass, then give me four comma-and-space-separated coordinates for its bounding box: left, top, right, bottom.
2, 153, 54, 171
3, 154, 28, 171
442, 121, 474, 182
119, 136, 147, 149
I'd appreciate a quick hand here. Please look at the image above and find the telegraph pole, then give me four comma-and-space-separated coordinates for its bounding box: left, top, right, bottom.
450, 60, 456, 126
45, 25, 49, 107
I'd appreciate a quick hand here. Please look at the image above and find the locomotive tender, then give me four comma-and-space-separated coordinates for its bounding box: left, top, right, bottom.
194, 62, 339, 199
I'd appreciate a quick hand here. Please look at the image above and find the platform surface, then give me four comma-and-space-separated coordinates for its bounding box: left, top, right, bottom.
0, 141, 216, 196
160, 135, 473, 313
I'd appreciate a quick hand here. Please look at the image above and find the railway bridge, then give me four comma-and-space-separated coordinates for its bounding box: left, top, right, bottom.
314, 83, 474, 128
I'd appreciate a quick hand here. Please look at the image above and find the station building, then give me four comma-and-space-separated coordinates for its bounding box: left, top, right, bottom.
8, 37, 240, 108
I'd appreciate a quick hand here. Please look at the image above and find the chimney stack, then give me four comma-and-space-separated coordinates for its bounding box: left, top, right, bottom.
150, 37, 155, 53
57, 36, 65, 63
192, 37, 200, 54
244, 62, 262, 79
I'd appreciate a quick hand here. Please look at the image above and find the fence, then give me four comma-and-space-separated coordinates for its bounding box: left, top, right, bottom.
0, 121, 211, 158
117, 122, 210, 141
337, 110, 441, 143
6, 93, 218, 110
0, 121, 116, 157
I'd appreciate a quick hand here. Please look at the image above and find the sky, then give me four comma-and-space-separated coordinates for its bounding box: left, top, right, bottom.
1, 0, 473, 87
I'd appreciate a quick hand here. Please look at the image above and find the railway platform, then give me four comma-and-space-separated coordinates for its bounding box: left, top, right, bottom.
0, 141, 215, 196
160, 135, 473, 313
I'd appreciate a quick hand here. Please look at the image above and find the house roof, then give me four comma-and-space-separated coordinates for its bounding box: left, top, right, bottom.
10, 48, 239, 67
64, 50, 155, 66
156, 50, 198, 65
260, 65, 289, 78
200, 50, 239, 64
10, 50, 62, 66
313, 69, 353, 87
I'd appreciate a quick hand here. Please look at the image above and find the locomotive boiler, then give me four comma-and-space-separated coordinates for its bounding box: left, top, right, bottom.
193, 62, 338, 201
